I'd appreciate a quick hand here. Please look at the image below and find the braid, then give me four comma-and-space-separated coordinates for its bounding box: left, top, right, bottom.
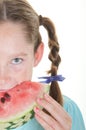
39, 15, 63, 106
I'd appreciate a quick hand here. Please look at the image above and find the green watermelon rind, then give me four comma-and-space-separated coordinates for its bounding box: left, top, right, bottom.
0, 102, 36, 130
0, 84, 50, 130
0, 102, 36, 122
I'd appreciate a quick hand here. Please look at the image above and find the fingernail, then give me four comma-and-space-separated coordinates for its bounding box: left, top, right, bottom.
44, 93, 49, 98
37, 98, 42, 103
34, 107, 39, 113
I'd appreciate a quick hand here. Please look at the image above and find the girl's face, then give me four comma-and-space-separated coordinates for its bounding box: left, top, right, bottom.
0, 22, 43, 90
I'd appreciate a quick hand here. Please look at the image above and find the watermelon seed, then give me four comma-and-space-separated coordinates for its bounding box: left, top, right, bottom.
17, 89, 20, 92
4, 92, 11, 101
0, 97, 6, 103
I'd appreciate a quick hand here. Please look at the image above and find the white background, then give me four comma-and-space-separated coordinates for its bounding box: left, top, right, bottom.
28, 0, 86, 126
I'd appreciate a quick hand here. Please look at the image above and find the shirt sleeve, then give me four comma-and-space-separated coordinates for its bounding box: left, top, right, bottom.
63, 96, 85, 130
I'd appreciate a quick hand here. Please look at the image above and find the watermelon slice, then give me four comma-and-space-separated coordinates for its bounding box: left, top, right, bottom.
0, 81, 49, 130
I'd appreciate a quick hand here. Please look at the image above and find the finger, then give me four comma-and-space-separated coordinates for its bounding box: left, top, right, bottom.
37, 94, 72, 128
35, 114, 53, 130
34, 107, 60, 130
44, 93, 67, 116
44, 94, 72, 127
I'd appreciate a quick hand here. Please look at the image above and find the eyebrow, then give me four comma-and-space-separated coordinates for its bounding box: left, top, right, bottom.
10, 52, 29, 58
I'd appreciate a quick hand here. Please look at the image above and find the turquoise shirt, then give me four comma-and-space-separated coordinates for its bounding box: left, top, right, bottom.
13, 96, 85, 130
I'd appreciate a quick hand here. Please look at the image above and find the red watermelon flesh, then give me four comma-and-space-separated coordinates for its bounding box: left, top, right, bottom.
0, 81, 49, 129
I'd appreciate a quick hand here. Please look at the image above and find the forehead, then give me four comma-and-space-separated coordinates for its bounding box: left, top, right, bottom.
0, 21, 26, 40
0, 21, 34, 54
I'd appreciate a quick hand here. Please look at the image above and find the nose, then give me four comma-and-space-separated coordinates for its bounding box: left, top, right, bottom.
0, 65, 10, 83
0, 65, 17, 91
0, 64, 12, 90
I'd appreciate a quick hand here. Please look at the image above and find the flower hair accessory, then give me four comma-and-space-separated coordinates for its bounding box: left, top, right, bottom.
38, 75, 65, 84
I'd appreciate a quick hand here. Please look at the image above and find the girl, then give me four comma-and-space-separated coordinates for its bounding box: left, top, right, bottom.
0, 0, 85, 130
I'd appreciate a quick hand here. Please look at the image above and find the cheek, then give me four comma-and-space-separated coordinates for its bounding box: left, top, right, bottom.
9, 63, 33, 81
16, 69, 32, 81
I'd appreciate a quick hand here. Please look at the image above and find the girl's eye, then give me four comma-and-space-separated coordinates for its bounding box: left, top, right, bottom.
11, 58, 23, 65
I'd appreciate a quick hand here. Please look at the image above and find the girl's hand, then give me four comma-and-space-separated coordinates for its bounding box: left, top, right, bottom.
34, 94, 72, 130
